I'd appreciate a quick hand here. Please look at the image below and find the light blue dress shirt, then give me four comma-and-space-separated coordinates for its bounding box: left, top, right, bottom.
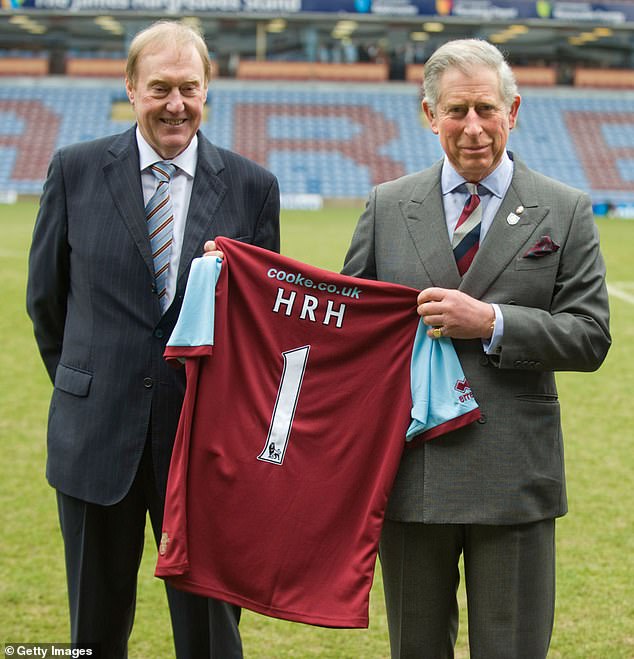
440, 151, 514, 353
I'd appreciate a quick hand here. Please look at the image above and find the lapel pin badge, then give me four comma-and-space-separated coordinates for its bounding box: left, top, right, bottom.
507, 205, 524, 225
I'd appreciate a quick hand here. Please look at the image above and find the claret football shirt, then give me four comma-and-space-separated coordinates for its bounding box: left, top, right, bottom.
156, 237, 480, 628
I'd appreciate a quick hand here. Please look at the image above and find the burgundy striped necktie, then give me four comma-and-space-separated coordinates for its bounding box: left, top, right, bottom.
453, 182, 483, 276
145, 161, 176, 312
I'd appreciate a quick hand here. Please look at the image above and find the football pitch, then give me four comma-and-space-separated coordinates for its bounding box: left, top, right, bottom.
1, 199, 632, 658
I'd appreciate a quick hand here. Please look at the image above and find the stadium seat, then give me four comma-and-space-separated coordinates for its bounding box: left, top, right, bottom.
1, 79, 634, 206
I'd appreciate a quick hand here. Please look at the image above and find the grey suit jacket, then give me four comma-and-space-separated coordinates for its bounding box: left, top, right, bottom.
27, 126, 280, 505
342, 156, 610, 525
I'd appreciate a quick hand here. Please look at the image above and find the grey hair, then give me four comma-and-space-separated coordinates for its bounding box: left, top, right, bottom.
126, 20, 211, 87
422, 39, 518, 113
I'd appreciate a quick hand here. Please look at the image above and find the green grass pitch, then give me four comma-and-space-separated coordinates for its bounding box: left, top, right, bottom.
1, 200, 632, 657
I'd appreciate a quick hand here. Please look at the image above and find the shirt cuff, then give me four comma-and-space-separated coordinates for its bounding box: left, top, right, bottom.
482, 303, 503, 355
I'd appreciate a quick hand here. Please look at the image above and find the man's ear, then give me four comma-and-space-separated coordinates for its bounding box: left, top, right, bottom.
508, 95, 521, 129
125, 78, 135, 104
422, 100, 439, 134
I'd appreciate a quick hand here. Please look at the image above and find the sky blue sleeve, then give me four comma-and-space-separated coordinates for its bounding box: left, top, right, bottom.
166, 256, 222, 348
407, 320, 480, 440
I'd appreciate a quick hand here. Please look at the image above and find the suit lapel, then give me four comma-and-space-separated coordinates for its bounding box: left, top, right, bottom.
102, 130, 230, 308
176, 134, 227, 288
461, 158, 548, 298
103, 128, 155, 278
401, 160, 463, 289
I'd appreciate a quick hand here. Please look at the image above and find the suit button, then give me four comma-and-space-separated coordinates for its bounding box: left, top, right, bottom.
479, 355, 489, 366
154, 329, 164, 338
143, 377, 153, 388
477, 413, 487, 424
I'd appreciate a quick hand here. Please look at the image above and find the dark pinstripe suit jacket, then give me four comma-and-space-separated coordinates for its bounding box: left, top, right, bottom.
343, 156, 611, 525
27, 126, 280, 505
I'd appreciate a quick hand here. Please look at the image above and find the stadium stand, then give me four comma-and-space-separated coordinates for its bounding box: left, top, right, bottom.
405, 64, 558, 87
236, 61, 389, 81
65, 51, 127, 77
63, 51, 219, 78
2, 78, 634, 209
0, 50, 49, 76
574, 67, 634, 88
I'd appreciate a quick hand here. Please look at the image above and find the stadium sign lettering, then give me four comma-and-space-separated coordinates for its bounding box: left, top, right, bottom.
34, 0, 70, 8
551, 2, 625, 22
452, 0, 519, 19
180, 0, 241, 9
70, 0, 129, 8
243, 0, 301, 11
18, 0, 634, 19
130, 0, 168, 8
371, 0, 418, 16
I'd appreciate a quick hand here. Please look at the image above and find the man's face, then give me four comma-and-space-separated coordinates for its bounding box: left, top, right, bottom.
423, 65, 520, 182
126, 43, 207, 160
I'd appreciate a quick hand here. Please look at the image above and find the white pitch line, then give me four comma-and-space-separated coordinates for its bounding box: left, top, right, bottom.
608, 284, 634, 305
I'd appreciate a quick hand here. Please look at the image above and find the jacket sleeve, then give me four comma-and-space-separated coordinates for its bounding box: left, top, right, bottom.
26, 150, 70, 383
253, 175, 281, 254
495, 191, 611, 372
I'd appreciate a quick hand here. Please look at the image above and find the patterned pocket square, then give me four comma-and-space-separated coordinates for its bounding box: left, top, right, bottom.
523, 235, 560, 258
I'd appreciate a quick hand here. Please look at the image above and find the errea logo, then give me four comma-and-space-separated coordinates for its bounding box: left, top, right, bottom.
455, 378, 475, 403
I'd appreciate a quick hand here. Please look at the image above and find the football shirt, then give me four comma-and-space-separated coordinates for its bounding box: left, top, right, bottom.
156, 237, 479, 628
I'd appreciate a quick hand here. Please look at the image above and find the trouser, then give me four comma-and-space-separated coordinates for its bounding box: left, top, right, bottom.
379, 518, 556, 659
56, 440, 242, 659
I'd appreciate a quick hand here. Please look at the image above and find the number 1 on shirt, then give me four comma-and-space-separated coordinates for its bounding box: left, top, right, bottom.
258, 346, 311, 465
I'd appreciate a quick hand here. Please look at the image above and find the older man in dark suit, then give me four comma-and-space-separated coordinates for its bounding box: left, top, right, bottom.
26, 20, 279, 659
343, 39, 611, 658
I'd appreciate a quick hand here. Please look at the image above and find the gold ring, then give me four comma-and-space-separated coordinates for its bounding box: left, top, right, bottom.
432, 327, 443, 339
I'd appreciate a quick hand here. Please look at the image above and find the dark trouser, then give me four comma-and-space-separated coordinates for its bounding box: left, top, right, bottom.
379, 518, 556, 659
56, 441, 242, 659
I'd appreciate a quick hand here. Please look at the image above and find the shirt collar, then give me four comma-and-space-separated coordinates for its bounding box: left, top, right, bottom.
441, 150, 513, 199
136, 126, 197, 179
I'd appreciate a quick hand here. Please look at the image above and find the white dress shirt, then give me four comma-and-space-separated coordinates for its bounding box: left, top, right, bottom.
137, 128, 197, 310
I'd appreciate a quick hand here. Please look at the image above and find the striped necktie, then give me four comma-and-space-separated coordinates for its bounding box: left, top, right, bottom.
146, 161, 176, 312
452, 182, 483, 276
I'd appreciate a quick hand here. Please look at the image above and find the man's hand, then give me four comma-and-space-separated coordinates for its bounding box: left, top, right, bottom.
203, 239, 224, 259
417, 287, 495, 340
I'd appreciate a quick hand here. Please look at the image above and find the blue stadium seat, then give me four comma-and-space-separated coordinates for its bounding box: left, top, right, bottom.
2, 79, 634, 206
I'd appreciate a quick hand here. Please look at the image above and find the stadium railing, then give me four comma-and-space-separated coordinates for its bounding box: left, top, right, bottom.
574, 67, 634, 88
406, 63, 557, 86
0, 50, 49, 76
236, 60, 389, 82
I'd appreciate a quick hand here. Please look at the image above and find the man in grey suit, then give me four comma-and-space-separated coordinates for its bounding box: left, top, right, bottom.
343, 39, 610, 658
26, 20, 279, 658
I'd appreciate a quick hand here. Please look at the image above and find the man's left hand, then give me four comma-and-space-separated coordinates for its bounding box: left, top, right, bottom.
203, 239, 224, 259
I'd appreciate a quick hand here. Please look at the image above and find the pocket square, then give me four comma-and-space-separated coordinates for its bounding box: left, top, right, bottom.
523, 235, 560, 258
